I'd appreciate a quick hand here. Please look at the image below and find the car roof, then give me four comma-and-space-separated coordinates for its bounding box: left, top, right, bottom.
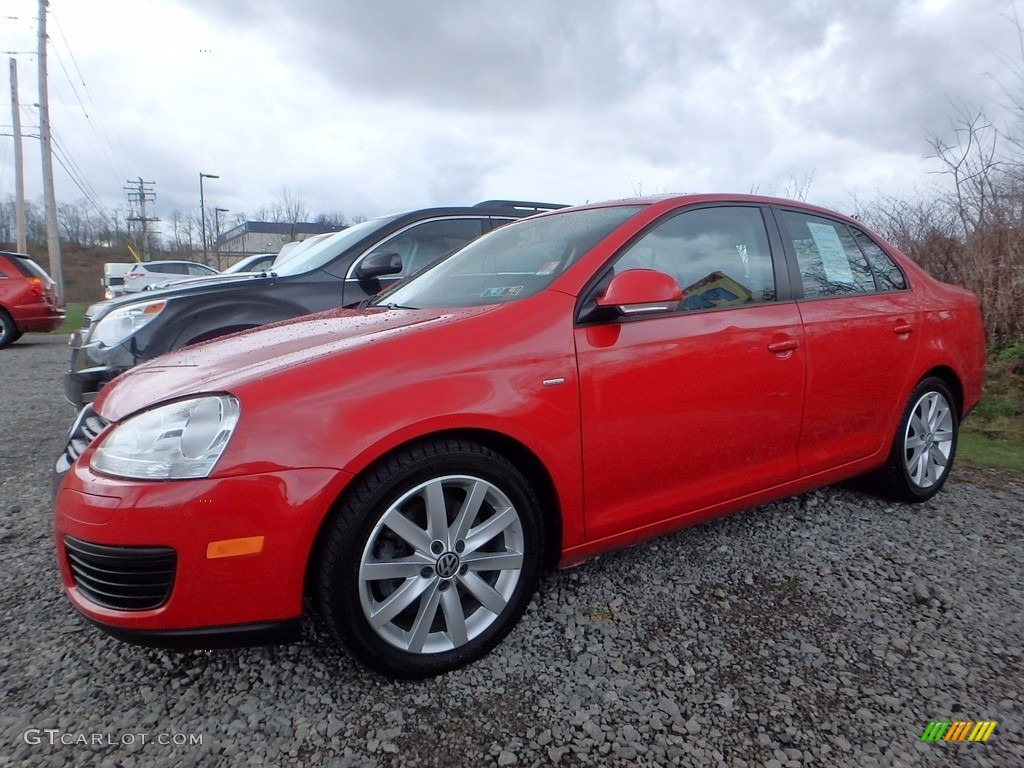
559, 193, 858, 220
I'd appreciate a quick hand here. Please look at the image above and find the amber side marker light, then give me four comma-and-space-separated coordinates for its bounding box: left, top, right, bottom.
206, 536, 265, 559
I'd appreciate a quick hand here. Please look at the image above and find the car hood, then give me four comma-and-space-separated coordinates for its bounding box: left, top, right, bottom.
95, 305, 495, 422
91, 273, 272, 316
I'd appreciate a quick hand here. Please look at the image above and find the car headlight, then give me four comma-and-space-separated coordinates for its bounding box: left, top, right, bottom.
90, 396, 241, 480
91, 300, 166, 346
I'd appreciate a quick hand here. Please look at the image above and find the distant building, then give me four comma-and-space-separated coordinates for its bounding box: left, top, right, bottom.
216, 221, 345, 255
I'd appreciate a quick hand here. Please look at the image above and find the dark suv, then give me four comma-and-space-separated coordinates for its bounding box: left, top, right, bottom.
65, 200, 563, 407
0, 251, 64, 347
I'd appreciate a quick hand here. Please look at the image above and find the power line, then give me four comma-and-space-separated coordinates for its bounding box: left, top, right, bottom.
50, 8, 135, 177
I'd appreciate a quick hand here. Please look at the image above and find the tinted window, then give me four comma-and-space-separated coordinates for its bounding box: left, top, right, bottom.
187, 263, 217, 276
613, 206, 775, 310
780, 211, 875, 297
359, 218, 487, 277
378, 206, 642, 309
852, 229, 907, 291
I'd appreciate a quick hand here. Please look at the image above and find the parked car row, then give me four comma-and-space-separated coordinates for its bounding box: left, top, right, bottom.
64, 200, 566, 407
52, 194, 985, 678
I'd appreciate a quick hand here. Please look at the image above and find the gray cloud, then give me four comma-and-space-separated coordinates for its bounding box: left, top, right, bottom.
5, 0, 1023, 225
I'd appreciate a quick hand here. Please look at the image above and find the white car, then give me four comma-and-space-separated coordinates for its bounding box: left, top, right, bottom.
122, 260, 218, 292
148, 253, 281, 291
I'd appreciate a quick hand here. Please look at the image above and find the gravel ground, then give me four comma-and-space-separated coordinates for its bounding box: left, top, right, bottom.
1, 334, 1022, 768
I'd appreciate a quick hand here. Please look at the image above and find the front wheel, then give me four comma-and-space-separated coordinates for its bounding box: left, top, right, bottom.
874, 376, 959, 502
315, 439, 544, 678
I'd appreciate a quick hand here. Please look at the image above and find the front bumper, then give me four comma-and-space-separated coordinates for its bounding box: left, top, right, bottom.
54, 459, 352, 646
64, 330, 132, 408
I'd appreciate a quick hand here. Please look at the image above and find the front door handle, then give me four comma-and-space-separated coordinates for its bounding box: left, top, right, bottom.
893, 322, 913, 336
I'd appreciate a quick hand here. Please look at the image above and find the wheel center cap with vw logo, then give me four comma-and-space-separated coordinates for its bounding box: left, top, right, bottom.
436, 552, 461, 579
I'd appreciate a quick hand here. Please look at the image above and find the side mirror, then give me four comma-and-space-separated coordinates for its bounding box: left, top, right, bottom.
355, 251, 402, 279
595, 269, 682, 316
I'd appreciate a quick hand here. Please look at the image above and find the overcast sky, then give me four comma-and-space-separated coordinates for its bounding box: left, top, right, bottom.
2, 0, 1023, 232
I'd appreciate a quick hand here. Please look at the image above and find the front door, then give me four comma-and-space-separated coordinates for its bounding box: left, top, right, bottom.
575, 205, 805, 542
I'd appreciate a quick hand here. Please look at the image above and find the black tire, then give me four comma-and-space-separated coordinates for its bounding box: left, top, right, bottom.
873, 376, 959, 502
0, 309, 19, 348
315, 439, 544, 678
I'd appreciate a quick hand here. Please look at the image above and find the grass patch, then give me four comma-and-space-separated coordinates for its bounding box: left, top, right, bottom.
958, 432, 1024, 473
57, 303, 87, 334
959, 342, 1024, 473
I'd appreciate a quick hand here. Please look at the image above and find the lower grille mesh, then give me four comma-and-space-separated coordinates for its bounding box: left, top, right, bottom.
64, 536, 175, 611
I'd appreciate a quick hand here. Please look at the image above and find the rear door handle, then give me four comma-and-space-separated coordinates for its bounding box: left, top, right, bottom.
767, 339, 800, 354
893, 323, 913, 336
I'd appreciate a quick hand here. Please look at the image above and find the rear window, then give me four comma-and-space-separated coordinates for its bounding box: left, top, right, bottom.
5, 254, 52, 281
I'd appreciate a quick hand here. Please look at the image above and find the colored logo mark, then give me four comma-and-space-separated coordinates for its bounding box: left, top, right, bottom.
921, 720, 997, 742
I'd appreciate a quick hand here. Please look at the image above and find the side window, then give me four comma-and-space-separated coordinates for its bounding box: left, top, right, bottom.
851, 229, 908, 291
613, 206, 776, 311
780, 211, 875, 298
362, 218, 487, 277
187, 264, 215, 276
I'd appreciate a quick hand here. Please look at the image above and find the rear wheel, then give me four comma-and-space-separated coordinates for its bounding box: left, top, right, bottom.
874, 376, 959, 502
316, 439, 543, 678
0, 310, 19, 348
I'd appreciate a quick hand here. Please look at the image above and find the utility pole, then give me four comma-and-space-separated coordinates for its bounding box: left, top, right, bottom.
199, 172, 218, 264
125, 178, 158, 260
214, 207, 229, 269
9, 58, 27, 254
38, 0, 63, 302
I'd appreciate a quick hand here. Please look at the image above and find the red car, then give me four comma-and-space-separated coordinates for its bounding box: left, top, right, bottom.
0, 251, 64, 347
53, 195, 985, 678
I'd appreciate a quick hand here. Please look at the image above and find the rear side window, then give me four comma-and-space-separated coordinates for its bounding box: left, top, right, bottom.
851, 229, 908, 291
779, 211, 875, 297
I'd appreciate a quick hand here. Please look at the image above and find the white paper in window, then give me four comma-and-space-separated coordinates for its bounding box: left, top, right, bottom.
806, 222, 854, 284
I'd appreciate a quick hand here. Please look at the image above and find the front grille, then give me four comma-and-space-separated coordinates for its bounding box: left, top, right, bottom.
64, 536, 176, 611
56, 405, 110, 473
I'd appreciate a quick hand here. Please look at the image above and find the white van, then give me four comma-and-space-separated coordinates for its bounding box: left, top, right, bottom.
102, 263, 135, 299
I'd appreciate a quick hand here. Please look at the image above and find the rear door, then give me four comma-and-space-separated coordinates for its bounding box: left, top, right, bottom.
773, 207, 920, 475
576, 205, 805, 541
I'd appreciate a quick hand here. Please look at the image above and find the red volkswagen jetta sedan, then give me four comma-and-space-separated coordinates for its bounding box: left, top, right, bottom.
53, 195, 985, 678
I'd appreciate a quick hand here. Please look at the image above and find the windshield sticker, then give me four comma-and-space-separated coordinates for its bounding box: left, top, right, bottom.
806, 222, 854, 285
536, 261, 560, 275
481, 286, 524, 298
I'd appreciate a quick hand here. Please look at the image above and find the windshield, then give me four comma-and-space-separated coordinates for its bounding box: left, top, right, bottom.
272, 216, 398, 276
223, 256, 263, 274
375, 205, 643, 309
